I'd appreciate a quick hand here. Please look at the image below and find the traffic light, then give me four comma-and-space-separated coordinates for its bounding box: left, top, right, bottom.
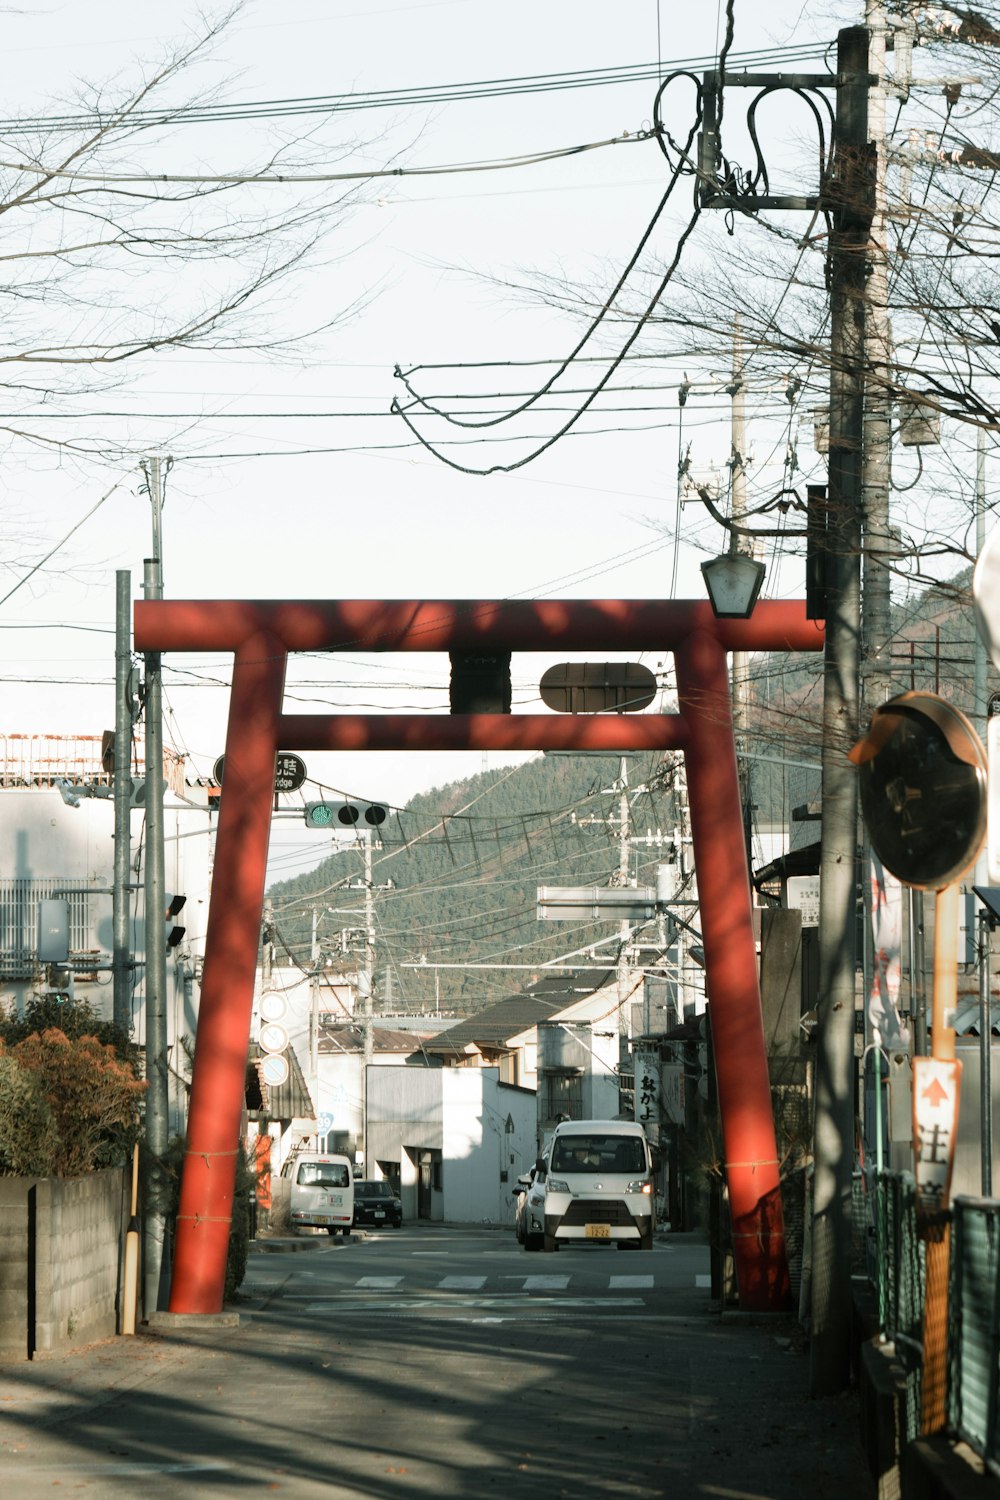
165, 893, 187, 950
304, 800, 388, 830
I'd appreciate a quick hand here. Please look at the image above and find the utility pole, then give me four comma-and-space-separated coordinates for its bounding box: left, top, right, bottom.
616, 759, 632, 1029
862, 0, 895, 716
113, 570, 133, 1031
142, 454, 170, 1316
810, 27, 873, 1396
361, 832, 376, 1169
729, 322, 753, 852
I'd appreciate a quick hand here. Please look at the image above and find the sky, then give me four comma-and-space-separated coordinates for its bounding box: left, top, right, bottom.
0, 0, 846, 879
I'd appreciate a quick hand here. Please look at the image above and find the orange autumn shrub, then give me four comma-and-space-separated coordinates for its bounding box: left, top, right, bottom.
3, 1028, 145, 1177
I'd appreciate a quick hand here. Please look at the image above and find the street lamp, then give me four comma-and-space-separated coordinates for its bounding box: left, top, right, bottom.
701, 551, 766, 618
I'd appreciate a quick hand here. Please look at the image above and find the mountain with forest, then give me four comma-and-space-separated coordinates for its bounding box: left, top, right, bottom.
267, 752, 679, 1017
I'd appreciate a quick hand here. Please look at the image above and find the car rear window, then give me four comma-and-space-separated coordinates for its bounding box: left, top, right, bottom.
297, 1163, 351, 1188
356, 1181, 392, 1199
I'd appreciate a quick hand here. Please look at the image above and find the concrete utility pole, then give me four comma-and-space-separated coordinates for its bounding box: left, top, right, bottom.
810, 27, 873, 1397
113, 571, 133, 1032
142, 454, 170, 1316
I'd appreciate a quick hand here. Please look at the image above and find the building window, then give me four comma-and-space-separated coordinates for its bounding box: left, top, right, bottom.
542, 1072, 583, 1120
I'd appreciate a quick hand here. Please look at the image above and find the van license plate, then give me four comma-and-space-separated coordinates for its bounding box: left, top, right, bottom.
586, 1223, 610, 1239
374, 1210, 385, 1218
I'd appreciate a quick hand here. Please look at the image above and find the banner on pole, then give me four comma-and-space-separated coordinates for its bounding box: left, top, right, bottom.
867, 852, 911, 1051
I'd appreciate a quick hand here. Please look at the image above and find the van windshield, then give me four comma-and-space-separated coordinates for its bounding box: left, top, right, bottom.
297, 1163, 351, 1188
550, 1134, 646, 1174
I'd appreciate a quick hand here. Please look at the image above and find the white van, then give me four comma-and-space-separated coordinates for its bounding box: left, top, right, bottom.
536, 1119, 655, 1252
282, 1153, 354, 1236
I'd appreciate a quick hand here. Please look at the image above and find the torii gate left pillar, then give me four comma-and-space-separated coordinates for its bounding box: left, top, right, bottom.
134, 597, 824, 1315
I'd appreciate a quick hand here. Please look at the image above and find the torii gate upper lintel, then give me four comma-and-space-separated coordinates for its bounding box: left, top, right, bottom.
132, 598, 824, 1317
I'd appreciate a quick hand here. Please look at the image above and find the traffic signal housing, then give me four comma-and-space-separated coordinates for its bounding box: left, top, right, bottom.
304, 800, 388, 830
165, 893, 187, 950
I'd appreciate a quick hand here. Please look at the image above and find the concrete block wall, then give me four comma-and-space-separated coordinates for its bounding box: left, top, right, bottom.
0, 1168, 127, 1360
0, 1177, 32, 1360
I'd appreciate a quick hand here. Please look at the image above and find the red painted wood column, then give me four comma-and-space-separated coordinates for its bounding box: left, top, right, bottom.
676, 628, 791, 1311
169, 630, 287, 1314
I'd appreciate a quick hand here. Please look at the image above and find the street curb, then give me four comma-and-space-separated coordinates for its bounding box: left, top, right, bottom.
146, 1310, 241, 1331
249, 1236, 325, 1254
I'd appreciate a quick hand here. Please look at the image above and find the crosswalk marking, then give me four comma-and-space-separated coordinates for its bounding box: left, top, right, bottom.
303, 1295, 647, 1316
279, 1272, 715, 1298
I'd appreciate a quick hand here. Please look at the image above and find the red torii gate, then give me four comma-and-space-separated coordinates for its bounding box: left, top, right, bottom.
133, 597, 824, 1314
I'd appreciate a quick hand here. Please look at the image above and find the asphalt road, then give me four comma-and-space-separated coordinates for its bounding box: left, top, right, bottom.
0, 1225, 874, 1499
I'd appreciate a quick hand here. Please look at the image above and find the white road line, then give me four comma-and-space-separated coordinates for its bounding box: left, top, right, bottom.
304, 1296, 645, 1313
355, 1276, 403, 1288
438, 1275, 486, 1289
609, 1275, 655, 1289
522, 1275, 569, 1289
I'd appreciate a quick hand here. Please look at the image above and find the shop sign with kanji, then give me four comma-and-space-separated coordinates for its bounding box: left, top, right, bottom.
634, 1050, 661, 1138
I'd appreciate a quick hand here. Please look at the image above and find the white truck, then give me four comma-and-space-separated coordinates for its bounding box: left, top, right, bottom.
534, 1118, 655, 1252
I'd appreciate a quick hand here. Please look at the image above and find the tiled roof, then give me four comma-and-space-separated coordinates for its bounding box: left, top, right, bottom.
318, 1023, 437, 1055
424, 994, 566, 1055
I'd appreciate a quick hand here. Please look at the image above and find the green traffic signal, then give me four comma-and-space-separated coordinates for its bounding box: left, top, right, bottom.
304, 800, 388, 829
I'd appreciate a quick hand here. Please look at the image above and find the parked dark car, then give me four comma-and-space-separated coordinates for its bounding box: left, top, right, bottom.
352, 1179, 402, 1229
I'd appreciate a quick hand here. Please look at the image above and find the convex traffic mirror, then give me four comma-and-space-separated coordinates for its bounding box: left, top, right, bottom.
849, 691, 986, 890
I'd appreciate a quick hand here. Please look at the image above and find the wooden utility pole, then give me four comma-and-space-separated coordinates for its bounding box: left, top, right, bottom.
729, 322, 753, 853
810, 26, 874, 1396
862, 0, 895, 718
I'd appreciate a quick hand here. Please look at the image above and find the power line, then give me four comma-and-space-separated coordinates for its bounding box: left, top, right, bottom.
0, 45, 833, 135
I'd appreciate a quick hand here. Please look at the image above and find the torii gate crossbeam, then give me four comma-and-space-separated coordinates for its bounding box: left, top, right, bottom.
133, 597, 824, 1314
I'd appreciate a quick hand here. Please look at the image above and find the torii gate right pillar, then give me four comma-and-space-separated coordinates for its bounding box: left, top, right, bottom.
677, 627, 791, 1308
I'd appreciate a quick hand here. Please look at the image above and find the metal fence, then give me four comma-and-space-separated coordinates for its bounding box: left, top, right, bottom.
864, 1172, 1000, 1468
867, 1169, 926, 1443
948, 1195, 1000, 1477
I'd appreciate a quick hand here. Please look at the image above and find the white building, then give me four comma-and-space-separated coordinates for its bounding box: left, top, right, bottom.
0, 733, 213, 1137
367, 1064, 537, 1225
